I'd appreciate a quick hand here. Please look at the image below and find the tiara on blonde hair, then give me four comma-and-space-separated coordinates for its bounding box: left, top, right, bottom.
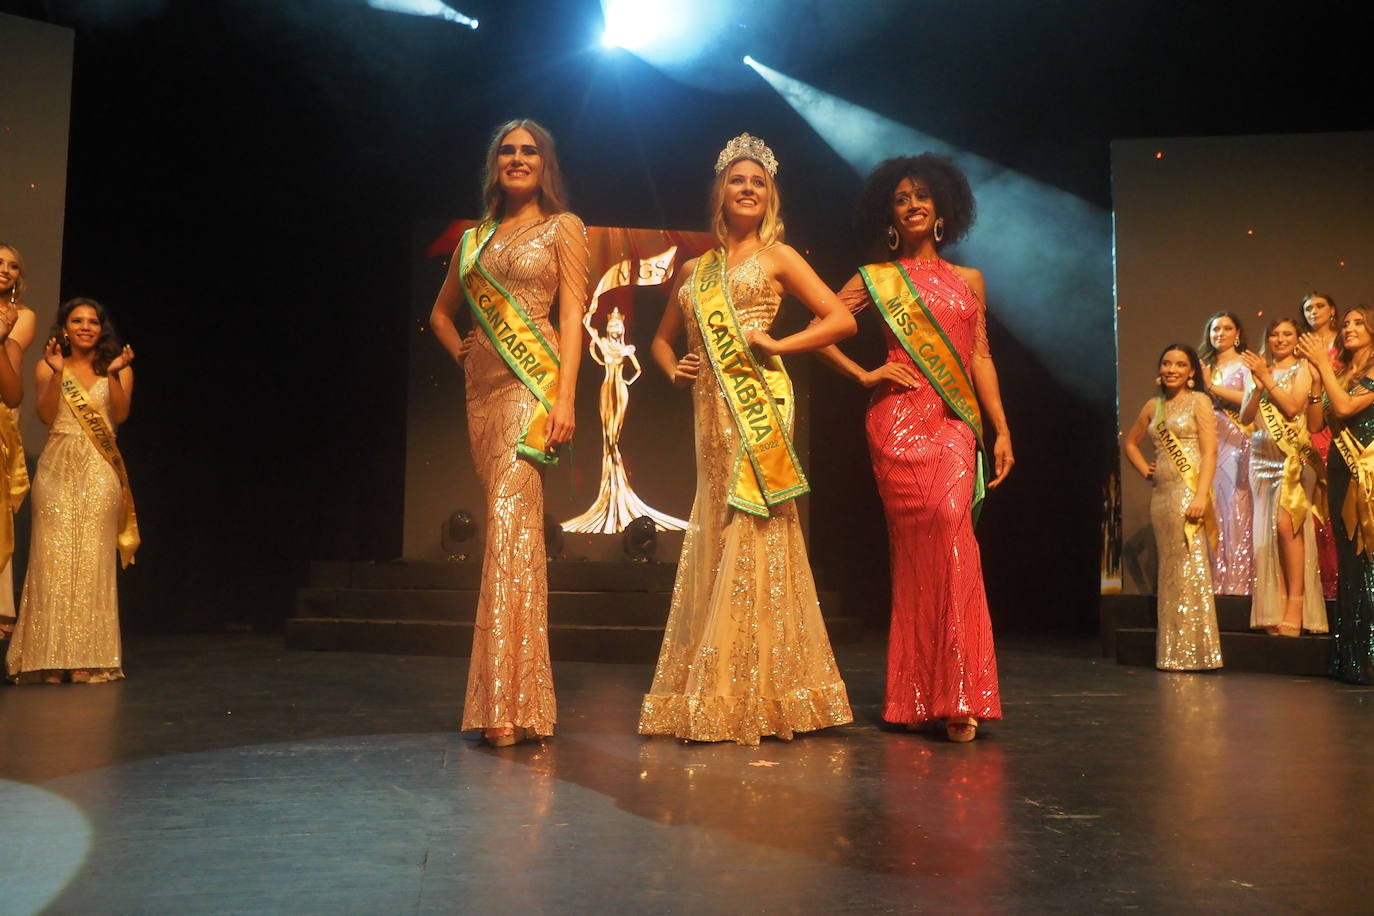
714, 133, 778, 177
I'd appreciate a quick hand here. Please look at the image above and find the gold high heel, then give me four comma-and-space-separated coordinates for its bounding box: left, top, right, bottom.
483, 726, 527, 748
945, 717, 978, 743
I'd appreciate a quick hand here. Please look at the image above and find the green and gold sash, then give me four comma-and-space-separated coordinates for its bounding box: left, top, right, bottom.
859, 261, 988, 522
1256, 394, 1326, 531
688, 248, 809, 516
60, 370, 139, 568
1332, 422, 1374, 557
1153, 396, 1219, 550
459, 220, 563, 466
0, 406, 27, 574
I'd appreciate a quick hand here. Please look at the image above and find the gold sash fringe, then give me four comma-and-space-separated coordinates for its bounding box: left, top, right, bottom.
689, 249, 808, 516
1154, 396, 1219, 550
1334, 425, 1374, 557
60, 371, 139, 567
859, 261, 987, 521
459, 221, 563, 466
1256, 395, 1326, 532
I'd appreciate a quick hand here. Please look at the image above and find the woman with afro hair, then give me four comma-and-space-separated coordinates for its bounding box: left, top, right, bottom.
815, 154, 1013, 741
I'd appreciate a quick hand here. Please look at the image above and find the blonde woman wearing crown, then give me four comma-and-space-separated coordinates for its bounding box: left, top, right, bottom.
637, 134, 857, 745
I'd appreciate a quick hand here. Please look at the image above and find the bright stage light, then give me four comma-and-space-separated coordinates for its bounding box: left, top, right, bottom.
600, 0, 682, 51
366, 0, 478, 28
743, 54, 755, 66
746, 58, 1114, 399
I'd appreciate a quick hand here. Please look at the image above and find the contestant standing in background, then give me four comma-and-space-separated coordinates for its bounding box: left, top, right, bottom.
638, 134, 856, 745
6, 298, 136, 684
1300, 309, 1374, 684
1198, 312, 1254, 594
813, 155, 1013, 742
1301, 292, 1341, 598
0, 245, 36, 640
428, 120, 586, 746
1122, 344, 1222, 671
1239, 319, 1327, 636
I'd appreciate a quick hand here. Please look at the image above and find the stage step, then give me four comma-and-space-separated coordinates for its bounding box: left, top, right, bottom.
1101, 593, 1336, 675
1113, 627, 1333, 675
290, 560, 863, 664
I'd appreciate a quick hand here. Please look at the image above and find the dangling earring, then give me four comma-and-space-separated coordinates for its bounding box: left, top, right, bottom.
886, 225, 899, 251
1186, 377, 1195, 388
933, 218, 945, 243
1155, 376, 1163, 387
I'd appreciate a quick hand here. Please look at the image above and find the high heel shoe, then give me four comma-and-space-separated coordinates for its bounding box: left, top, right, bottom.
1273, 622, 1302, 638
945, 717, 978, 743
483, 726, 527, 748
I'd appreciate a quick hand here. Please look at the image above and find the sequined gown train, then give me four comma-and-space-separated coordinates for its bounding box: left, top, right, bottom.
6, 378, 124, 682
846, 258, 1001, 724
1152, 391, 1222, 670
460, 213, 588, 735
1247, 364, 1326, 632
1209, 360, 1254, 594
638, 251, 853, 745
1326, 378, 1374, 684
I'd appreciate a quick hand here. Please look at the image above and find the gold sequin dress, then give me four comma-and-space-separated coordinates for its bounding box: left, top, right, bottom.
1152, 391, 1223, 670
460, 212, 588, 736
638, 251, 853, 745
6, 377, 124, 683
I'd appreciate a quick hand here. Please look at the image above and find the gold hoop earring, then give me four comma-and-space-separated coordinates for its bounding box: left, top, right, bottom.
886, 225, 899, 251
933, 218, 945, 243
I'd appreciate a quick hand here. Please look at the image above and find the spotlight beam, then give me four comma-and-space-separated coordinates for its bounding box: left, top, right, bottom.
745, 58, 1114, 401
366, 0, 478, 28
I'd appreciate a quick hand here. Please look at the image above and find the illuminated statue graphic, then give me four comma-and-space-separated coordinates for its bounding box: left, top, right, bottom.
563, 248, 689, 534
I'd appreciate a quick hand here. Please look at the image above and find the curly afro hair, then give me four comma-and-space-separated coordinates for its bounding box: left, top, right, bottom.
854, 153, 976, 263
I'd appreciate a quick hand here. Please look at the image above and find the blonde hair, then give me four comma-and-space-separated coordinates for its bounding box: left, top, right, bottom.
481, 119, 569, 220
709, 157, 784, 247
0, 244, 25, 303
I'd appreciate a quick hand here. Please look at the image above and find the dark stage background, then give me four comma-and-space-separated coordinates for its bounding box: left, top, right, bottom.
0, 0, 1369, 638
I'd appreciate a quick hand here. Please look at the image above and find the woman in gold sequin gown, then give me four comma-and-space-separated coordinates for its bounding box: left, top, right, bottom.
638, 135, 857, 745
1123, 344, 1223, 670
6, 298, 135, 684
0, 244, 37, 641
429, 121, 586, 746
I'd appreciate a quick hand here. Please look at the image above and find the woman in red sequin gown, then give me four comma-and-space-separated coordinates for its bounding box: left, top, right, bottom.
1302, 292, 1340, 598
817, 155, 1014, 742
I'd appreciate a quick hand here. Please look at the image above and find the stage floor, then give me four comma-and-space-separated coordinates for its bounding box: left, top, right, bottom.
1, 634, 1370, 914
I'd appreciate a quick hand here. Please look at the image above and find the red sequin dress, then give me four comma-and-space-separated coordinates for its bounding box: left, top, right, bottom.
846, 258, 1001, 725
1311, 340, 1341, 598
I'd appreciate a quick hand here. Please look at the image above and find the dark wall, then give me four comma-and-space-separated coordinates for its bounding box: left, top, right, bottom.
1, 0, 1369, 636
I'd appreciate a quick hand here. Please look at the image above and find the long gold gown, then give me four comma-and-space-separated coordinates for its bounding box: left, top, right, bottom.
1151, 391, 1223, 670
460, 212, 588, 736
638, 251, 853, 745
6, 377, 124, 682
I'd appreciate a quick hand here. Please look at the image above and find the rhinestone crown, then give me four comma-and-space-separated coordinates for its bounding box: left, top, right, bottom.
714, 132, 778, 177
